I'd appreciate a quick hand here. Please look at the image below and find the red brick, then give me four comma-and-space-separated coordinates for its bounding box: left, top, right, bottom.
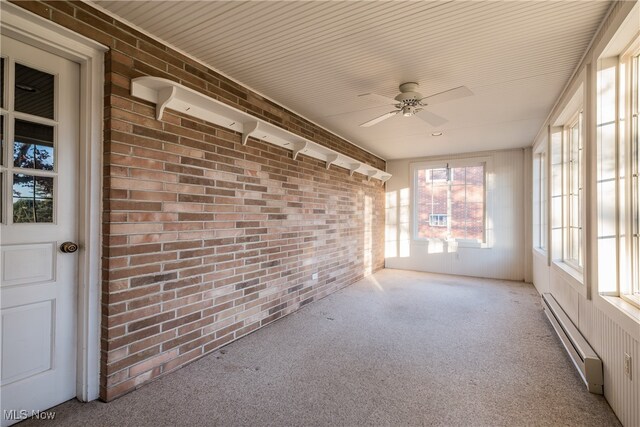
9, 0, 386, 402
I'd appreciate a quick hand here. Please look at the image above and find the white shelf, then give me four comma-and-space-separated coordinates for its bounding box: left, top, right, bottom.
131, 77, 391, 182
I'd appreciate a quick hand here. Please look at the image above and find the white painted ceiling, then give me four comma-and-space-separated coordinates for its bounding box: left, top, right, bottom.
94, 1, 612, 160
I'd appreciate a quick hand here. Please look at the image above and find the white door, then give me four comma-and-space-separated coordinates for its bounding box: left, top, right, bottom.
0, 36, 80, 425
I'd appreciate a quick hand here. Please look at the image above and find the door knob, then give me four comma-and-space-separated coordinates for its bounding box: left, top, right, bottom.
60, 241, 79, 253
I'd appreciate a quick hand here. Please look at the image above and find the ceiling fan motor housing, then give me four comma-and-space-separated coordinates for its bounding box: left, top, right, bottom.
395, 82, 423, 107
398, 82, 420, 93
359, 81, 471, 127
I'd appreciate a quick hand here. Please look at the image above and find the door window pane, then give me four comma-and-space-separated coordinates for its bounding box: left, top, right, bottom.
13, 119, 54, 171
0, 115, 4, 165
14, 63, 54, 119
1, 57, 4, 109
12, 174, 53, 223
0, 173, 3, 223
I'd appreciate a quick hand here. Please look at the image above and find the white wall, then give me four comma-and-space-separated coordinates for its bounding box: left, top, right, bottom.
385, 149, 525, 281
533, 256, 640, 427
529, 2, 640, 426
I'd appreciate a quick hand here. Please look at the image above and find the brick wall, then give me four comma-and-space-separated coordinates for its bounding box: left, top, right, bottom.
11, 1, 386, 401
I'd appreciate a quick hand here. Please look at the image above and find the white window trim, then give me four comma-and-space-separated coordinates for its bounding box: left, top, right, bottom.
539, 151, 548, 252
533, 145, 548, 255
532, 128, 551, 265
410, 156, 493, 249
590, 25, 640, 329
550, 87, 585, 283
1, 3, 107, 402
563, 110, 585, 273
428, 213, 448, 227
620, 41, 640, 309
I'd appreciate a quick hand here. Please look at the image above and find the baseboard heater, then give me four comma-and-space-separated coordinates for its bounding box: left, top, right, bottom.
541, 293, 603, 394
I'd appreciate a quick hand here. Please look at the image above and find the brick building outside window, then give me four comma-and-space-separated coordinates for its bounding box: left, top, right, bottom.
414, 162, 486, 242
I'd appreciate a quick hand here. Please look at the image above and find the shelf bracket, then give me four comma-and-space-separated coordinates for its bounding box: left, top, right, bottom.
380, 174, 391, 183
156, 86, 177, 120
242, 121, 260, 146
130, 77, 392, 182
325, 154, 339, 170
292, 141, 308, 160
366, 170, 377, 182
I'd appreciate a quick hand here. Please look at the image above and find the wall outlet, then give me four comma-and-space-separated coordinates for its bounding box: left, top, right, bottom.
624, 353, 632, 380
312, 273, 318, 280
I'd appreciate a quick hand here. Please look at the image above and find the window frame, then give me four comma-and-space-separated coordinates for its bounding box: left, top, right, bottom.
621, 47, 640, 308
410, 157, 490, 247
533, 147, 548, 253
595, 36, 640, 311
429, 213, 448, 227
549, 81, 585, 285
564, 110, 585, 272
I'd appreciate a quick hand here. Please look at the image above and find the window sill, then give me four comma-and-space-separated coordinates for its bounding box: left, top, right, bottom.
552, 261, 585, 295
533, 247, 548, 258
598, 295, 640, 340
413, 238, 490, 249
456, 240, 489, 249
621, 294, 640, 310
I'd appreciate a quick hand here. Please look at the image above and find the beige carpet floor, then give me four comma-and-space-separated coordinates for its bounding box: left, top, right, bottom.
21, 269, 620, 426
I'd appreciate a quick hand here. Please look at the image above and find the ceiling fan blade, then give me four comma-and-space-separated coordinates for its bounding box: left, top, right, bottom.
360, 111, 399, 127
420, 86, 473, 106
415, 110, 448, 127
358, 92, 398, 105
324, 104, 397, 118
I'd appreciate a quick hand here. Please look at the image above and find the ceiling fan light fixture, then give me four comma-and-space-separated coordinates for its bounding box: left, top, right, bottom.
356, 82, 472, 127
402, 106, 415, 117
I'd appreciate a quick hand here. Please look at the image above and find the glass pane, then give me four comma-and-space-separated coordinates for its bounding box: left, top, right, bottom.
15, 63, 54, 119
430, 168, 448, 181
13, 119, 54, 170
465, 166, 484, 184
451, 167, 465, 186
599, 180, 617, 237
0, 57, 4, 109
570, 228, 580, 261
13, 173, 53, 223
464, 203, 483, 240
571, 194, 579, 227
0, 115, 3, 165
552, 164, 562, 196
600, 123, 616, 180
552, 196, 563, 229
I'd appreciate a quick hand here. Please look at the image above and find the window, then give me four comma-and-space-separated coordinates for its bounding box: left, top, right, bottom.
385, 188, 410, 258
534, 150, 547, 251
551, 98, 584, 275
596, 36, 640, 309
413, 161, 486, 243
626, 52, 640, 305
566, 112, 584, 269
429, 214, 448, 227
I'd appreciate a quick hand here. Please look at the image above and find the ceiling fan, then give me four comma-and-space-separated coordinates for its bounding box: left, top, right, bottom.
357, 82, 473, 127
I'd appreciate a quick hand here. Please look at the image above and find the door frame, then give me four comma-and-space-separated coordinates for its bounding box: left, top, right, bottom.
1, 2, 107, 402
